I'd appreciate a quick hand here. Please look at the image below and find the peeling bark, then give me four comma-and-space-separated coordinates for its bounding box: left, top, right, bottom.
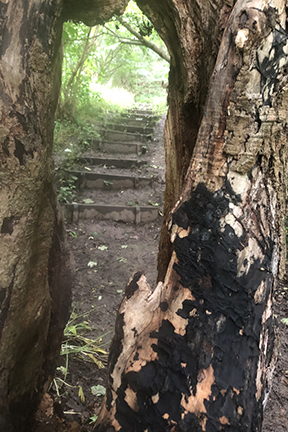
0, 0, 287, 429
95, 0, 288, 430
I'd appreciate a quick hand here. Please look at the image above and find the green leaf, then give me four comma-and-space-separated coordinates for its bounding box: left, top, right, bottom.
89, 414, 98, 424
118, 257, 127, 263
148, 200, 159, 207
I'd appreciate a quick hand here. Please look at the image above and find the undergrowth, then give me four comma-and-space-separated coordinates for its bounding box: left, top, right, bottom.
51, 310, 109, 407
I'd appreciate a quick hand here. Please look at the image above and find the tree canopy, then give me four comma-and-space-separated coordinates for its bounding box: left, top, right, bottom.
60, 0, 170, 118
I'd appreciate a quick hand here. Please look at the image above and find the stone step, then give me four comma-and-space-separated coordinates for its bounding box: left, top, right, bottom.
63, 203, 160, 224
66, 170, 153, 190
98, 123, 154, 135
78, 156, 146, 169
119, 113, 160, 124
109, 117, 157, 128
84, 139, 148, 155
127, 108, 154, 116
96, 113, 160, 128
98, 129, 151, 143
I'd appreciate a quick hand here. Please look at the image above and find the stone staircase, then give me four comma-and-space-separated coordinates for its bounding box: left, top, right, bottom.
61, 107, 165, 224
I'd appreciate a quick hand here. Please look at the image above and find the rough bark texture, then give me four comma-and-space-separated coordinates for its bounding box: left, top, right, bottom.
0, 0, 287, 430
136, 0, 233, 280
94, 0, 288, 430
0, 0, 128, 430
62, 0, 129, 26
0, 2, 67, 429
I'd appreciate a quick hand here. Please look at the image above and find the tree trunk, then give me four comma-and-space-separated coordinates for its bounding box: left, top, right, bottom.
0, 0, 128, 430
0, 0, 286, 430
94, 0, 288, 430
135, 0, 231, 281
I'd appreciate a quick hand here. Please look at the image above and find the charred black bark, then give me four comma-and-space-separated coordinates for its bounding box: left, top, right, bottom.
94, 181, 276, 432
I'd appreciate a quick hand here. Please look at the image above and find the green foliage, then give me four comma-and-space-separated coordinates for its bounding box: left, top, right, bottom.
59, 0, 169, 120
51, 308, 109, 401
57, 175, 77, 203
53, 117, 100, 158
89, 414, 99, 424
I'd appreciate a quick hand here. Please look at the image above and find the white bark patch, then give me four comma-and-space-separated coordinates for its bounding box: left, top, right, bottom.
235, 28, 249, 49
221, 212, 243, 238
227, 171, 250, 197
228, 202, 243, 219
261, 296, 272, 324
216, 314, 226, 332
245, 69, 261, 98
255, 296, 273, 402
236, 237, 263, 277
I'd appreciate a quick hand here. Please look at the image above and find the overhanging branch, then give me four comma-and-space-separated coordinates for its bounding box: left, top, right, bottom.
117, 17, 170, 63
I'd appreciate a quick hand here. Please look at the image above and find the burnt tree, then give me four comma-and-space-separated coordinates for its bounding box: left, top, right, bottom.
0, 0, 287, 430
94, 0, 288, 431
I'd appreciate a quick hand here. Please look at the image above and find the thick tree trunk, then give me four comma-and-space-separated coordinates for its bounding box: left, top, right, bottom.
0, 2, 69, 429
0, 0, 286, 430
136, 0, 232, 280
0, 0, 128, 430
94, 0, 288, 431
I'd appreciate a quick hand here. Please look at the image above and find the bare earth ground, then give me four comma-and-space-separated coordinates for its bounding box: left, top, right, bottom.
34, 118, 288, 432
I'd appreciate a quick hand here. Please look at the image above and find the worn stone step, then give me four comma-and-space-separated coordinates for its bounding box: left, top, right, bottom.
98, 129, 151, 143
119, 113, 160, 124
63, 203, 160, 224
110, 116, 157, 128
66, 170, 153, 190
99, 123, 154, 135
84, 139, 148, 155
78, 156, 146, 169
127, 108, 154, 116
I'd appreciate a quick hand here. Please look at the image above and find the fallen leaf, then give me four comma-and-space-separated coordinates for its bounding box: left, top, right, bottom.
78, 386, 85, 403
91, 385, 106, 396
87, 261, 97, 268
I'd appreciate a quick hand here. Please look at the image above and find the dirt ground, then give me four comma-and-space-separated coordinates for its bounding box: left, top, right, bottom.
34, 117, 288, 432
